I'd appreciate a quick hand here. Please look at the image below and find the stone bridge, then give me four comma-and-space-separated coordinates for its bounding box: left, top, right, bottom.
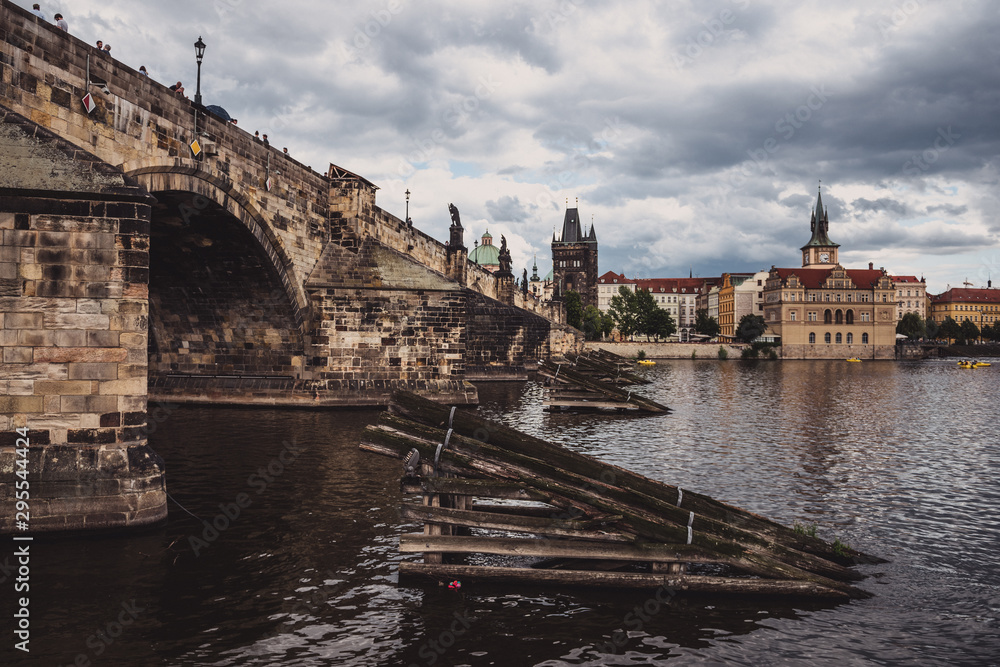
0, 1, 579, 533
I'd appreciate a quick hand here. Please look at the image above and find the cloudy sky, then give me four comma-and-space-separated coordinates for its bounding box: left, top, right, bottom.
27, 0, 1000, 293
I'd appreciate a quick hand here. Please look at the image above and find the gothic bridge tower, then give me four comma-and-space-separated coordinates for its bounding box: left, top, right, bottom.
551, 202, 598, 308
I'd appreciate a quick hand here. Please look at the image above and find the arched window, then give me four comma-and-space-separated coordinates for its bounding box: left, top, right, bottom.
824, 332, 831, 344
809, 332, 816, 344
824, 309, 833, 324
862, 332, 869, 344
847, 332, 853, 344
836, 332, 843, 344
835, 309, 844, 324
846, 310, 854, 324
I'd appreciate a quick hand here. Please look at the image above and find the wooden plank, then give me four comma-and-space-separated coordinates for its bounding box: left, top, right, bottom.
386, 392, 885, 566
368, 414, 867, 590
399, 534, 727, 563
545, 401, 640, 411
401, 477, 548, 501
397, 563, 853, 598
538, 361, 670, 413
469, 503, 567, 518
377, 413, 867, 586
549, 390, 609, 399
564, 352, 650, 385
400, 504, 634, 542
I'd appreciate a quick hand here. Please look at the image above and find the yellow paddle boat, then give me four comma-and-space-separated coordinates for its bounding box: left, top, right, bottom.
958, 360, 991, 368
637, 359, 656, 366
846, 357, 862, 363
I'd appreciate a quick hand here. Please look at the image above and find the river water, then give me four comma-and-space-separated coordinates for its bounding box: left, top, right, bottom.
7, 359, 1000, 666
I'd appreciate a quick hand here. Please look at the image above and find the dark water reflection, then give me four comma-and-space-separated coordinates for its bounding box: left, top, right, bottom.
6, 359, 999, 666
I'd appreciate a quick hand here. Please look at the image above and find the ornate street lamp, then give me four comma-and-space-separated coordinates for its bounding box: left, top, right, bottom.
405, 189, 411, 224
194, 36, 206, 106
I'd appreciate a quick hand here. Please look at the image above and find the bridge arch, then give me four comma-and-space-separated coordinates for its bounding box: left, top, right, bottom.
128, 167, 310, 328
130, 167, 312, 381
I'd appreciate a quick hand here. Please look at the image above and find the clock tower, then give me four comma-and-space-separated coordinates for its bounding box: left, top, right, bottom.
801, 185, 839, 268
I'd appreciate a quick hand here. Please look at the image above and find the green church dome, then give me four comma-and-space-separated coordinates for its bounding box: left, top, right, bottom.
470, 242, 500, 266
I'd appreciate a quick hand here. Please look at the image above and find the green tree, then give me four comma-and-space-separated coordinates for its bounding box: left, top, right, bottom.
632, 288, 661, 341
938, 316, 960, 342
896, 312, 925, 340
925, 317, 940, 340
647, 307, 677, 341
959, 319, 980, 344
982, 322, 997, 342
609, 286, 676, 341
735, 314, 767, 344
695, 308, 721, 339
581, 305, 613, 341
564, 290, 583, 330
609, 286, 638, 338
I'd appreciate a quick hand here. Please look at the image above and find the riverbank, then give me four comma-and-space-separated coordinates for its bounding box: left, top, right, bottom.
587, 341, 1000, 360
586, 341, 745, 359
935, 343, 1000, 357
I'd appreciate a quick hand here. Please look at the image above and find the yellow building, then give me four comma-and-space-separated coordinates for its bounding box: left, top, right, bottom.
762, 188, 899, 359
928, 287, 1000, 334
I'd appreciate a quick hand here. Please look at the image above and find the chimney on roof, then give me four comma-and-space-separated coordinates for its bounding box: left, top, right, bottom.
869, 262, 873, 270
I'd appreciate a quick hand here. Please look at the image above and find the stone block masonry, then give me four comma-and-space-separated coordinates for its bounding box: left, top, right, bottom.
466, 291, 551, 380
0, 105, 166, 533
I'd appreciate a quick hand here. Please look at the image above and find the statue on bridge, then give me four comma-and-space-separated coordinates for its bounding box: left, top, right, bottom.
498, 235, 513, 276
522, 268, 529, 295
448, 203, 461, 228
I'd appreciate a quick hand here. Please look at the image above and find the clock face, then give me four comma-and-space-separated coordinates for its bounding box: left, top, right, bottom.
820, 253, 830, 262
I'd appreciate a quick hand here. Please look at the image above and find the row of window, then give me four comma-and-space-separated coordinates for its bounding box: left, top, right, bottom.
952, 304, 999, 311
780, 293, 889, 303
786, 309, 871, 323
809, 332, 869, 344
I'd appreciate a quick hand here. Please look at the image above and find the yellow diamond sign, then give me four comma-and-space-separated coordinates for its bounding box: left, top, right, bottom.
190, 139, 201, 156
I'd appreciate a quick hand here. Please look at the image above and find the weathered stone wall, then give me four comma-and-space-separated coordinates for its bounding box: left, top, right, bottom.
146, 197, 306, 378
303, 237, 477, 402
466, 291, 552, 379
0, 106, 165, 532
549, 324, 586, 358
780, 344, 895, 360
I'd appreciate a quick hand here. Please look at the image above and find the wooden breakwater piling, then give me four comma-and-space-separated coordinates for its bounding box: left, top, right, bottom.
360, 391, 884, 598
538, 349, 670, 414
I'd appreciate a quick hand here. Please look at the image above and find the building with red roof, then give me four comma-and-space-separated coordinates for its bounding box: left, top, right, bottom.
762, 188, 899, 358
928, 286, 1000, 334
597, 272, 709, 341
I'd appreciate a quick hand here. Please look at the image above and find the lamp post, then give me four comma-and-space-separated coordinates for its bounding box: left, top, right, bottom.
405, 189, 411, 223
194, 36, 206, 106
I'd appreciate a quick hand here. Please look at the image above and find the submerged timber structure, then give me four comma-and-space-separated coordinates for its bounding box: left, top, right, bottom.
361, 392, 885, 598
538, 349, 668, 414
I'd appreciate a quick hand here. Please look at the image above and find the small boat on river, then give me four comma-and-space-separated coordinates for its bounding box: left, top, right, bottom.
637, 359, 656, 366
846, 357, 862, 363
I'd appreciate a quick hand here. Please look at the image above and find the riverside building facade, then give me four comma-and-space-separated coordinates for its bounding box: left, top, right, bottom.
762, 188, 898, 359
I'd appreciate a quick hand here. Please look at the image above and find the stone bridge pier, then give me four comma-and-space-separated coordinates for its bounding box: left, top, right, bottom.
0, 0, 580, 534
